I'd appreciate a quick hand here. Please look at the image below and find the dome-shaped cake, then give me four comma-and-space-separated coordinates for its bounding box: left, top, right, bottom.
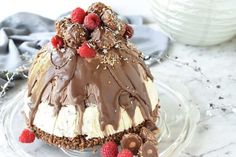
22, 2, 160, 153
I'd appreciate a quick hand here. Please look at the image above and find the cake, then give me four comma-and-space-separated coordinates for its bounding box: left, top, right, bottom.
21, 2, 160, 156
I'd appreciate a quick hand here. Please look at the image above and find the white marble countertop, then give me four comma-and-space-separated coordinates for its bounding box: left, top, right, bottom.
1, 21, 236, 156
149, 24, 236, 156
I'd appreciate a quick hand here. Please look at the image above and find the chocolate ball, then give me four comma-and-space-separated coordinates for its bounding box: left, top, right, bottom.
139, 141, 158, 157
55, 18, 72, 37
63, 24, 88, 48
91, 27, 116, 50
101, 10, 126, 36
121, 133, 143, 155
87, 2, 109, 16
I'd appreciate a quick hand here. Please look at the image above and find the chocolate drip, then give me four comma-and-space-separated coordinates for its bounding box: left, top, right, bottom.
27, 43, 155, 133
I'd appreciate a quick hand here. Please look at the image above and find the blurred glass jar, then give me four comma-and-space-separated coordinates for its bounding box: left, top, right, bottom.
148, 0, 236, 46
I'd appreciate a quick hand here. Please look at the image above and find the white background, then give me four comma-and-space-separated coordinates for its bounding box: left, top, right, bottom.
0, 0, 154, 22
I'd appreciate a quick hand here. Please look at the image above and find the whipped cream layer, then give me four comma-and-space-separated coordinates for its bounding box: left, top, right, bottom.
24, 79, 158, 138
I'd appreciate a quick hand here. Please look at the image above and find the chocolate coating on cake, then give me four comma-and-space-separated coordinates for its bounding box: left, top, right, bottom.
27, 2, 157, 137
27, 41, 154, 132
139, 141, 158, 157
121, 133, 143, 155
56, 20, 88, 48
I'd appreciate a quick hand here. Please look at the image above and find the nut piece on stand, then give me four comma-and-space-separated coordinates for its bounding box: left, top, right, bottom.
91, 27, 116, 50
121, 133, 143, 155
139, 127, 157, 145
87, 2, 109, 16
101, 10, 126, 36
63, 24, 88, 48
139, 141, 159, 157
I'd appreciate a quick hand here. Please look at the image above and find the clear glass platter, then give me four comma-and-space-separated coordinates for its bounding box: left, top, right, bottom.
0, 80, 200, 157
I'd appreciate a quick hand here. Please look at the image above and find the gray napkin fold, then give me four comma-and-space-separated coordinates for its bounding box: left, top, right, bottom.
0, 12, 170, 96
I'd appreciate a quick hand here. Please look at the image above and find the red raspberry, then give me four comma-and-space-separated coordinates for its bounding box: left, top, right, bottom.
117, 149, 133, 157
19, 129, 35, 143
77, 42, 96, 58
84, 13, 101, 30
100, 141, 118, 157
124, 24, 134, 39
51, 35, 64, 48
71, 7, 86, 24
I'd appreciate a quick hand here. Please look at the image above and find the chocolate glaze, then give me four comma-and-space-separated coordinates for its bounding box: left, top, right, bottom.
27, 41, 155, 133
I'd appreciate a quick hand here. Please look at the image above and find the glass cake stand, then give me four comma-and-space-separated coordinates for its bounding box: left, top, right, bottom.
0, 80, 200, 157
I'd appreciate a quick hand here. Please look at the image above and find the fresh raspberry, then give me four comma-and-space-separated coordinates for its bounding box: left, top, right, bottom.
71, 7, 86, 24
100, 141, 119, 157
19, 129, 35, 143
77, 42, 96, 58
84, 13, 101, 30
124, 24, 134, 39
117, 149, 133, 157
51, 35, 64, 48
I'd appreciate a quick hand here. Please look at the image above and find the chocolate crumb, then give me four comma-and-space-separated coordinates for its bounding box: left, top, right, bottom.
216, 85, 221, 89
221, 108, 227, 112
218, 96, 224, 100
174, 56, 178, 59
209, 103, 215, 108
194, 67, 201, 72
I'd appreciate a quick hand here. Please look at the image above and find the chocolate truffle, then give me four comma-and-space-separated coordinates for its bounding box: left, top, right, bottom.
139, 141, 158, 157
87, 2, 109, 16
91, 27, 116, 50
121, 133, 143, 155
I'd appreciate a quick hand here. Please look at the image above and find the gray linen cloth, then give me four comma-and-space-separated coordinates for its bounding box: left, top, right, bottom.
0, 12, 170, 96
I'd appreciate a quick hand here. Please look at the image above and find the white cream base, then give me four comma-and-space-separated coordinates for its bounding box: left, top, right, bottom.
24, 79, 159, 139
